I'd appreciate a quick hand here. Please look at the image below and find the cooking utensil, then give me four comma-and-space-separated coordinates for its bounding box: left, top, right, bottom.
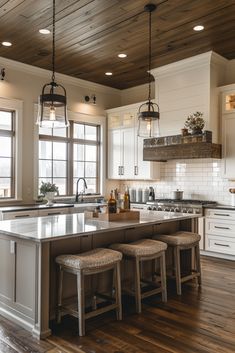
172, 189, 184, 200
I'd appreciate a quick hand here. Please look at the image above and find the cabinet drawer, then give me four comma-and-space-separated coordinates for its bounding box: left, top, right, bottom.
205, 235, 235, 255
2, 210, 38, 220
205, 208, 235, 220
205, 218, 235, 238
38, 208, 69, 217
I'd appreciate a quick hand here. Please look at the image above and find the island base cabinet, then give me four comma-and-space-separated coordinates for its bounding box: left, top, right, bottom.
0, 235, 51, 339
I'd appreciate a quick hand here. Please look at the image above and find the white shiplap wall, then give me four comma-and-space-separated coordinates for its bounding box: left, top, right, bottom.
152, 51, 227, 142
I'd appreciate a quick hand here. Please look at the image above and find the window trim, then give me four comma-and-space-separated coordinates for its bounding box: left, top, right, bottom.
0, 97, 23, 202
34, 107, 106, 199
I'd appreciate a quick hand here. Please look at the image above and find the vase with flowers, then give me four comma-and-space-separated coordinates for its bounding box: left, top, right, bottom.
39, 181, 59, 206
184, 111, 205, 135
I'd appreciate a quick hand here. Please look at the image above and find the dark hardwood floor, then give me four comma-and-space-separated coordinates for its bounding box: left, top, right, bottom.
0, 256, 234, 353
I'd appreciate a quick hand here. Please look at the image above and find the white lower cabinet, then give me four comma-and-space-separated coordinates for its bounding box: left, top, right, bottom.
38, 208, 69, 217
205, 208, 235, 256
0, 207, 70, 220
1, 210, 38, 220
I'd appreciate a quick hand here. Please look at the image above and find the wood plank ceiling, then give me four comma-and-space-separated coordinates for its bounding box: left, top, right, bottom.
0, 0, 235, 89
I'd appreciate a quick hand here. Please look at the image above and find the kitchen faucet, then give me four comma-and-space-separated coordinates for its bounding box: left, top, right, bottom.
75, 177, 88, 202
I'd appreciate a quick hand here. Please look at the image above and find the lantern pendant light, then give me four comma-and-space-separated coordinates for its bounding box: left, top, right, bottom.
137, 3, 160, 138
37, 0, 69, 129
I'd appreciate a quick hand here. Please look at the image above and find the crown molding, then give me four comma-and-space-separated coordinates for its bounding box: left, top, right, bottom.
0, 56, 121, 96
151, 51, 227, 78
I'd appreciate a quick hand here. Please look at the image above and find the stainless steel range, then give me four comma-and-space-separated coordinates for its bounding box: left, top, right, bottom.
146, 199, 217, 215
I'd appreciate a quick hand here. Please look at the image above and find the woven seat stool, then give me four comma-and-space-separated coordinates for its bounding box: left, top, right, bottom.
110, 239, 167, 313
153, 231, 201, 295
55, 248, 122, 336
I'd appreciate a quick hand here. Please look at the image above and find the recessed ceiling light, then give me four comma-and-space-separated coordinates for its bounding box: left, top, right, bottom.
193, 25, 204, 31
118, 53, 127, 58
2, 41, 12, 47
39, 28, 51, 34
105, 72, 113, 76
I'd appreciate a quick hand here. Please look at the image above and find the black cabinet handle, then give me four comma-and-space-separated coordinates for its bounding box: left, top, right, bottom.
214, 226, 230, 230
47, 212, 61, 215
15, 214, 30, 218
214, 243, 230, 247
214, 213, 230, 217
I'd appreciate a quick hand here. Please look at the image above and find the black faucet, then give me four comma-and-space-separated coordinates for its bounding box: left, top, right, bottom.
75, 178, 88, 202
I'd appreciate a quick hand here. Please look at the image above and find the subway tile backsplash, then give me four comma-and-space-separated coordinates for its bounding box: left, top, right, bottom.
108, 159, 235, 205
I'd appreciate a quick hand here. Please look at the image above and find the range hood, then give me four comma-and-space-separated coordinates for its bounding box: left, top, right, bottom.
143, 134, 222, 162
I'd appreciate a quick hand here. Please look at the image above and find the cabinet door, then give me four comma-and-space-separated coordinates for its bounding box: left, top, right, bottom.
0, 237, 15, 303
223, 114, 235, 178
107, 129, 122, 179
135, 136, 150, 179
2, 210, 38, 220
38, 208, 69, 217
134, 135, 161, 180
122, 128, 135, 179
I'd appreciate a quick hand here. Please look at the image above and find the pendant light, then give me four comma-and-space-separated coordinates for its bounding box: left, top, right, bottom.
37, 0, 69, 129
137, 4, 160, 138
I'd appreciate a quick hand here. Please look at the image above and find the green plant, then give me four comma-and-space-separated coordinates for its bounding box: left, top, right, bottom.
39, 181, 59, 196
184, 111, 205, 131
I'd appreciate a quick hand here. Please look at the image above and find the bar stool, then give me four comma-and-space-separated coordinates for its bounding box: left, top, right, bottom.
153, 231, 201, 295
110, 239, 167, 313
55, 248, 122, 336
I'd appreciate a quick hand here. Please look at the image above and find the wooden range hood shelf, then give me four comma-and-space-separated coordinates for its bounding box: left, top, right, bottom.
143, 142, 222, 162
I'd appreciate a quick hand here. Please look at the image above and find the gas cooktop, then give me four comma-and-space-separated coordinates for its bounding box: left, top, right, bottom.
146, 199, 217, 213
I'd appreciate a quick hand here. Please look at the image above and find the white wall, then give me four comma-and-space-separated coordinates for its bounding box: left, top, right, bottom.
0, 56, 121, 204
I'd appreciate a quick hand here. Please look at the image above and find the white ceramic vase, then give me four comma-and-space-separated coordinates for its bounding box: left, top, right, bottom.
45, 192, 55, 206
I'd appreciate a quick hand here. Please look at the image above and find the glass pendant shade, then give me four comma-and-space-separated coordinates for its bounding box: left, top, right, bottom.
137, 100, 160, 138
37, 82, 69, 128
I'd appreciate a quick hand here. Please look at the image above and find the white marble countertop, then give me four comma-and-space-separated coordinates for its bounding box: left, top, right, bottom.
0, 211, 199, 242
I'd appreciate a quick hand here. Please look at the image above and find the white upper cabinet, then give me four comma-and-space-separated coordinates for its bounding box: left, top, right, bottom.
107, 103, 161, 180
220, 86, 235, 179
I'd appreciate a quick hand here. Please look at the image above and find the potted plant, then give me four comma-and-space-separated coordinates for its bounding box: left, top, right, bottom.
39, 181, 59, 206
184, 111, 205, 135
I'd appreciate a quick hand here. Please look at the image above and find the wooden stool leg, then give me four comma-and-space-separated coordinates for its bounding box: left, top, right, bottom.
195, 243, 202, 285
115, 262, 122, 321
57, 265, 63, 324
174, 246, 182, 295
160, 252, 167, 302
77, 271, 85, 336
135, 257, 142, 314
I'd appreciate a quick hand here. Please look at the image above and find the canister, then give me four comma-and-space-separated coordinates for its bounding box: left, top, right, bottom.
142, 188, 149, 203
137, 188, 142, 203
129, 188, 136, 202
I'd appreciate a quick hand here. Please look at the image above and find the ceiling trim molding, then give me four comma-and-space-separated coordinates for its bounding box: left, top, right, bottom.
151, 51, 228, 78
0, 56, 121, 96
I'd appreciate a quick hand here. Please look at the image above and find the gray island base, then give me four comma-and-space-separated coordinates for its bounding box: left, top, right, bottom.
0, 211, 199, 339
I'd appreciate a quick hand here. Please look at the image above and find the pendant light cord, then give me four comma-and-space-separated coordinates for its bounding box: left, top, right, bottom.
52, 0, 55, 83
148, 9, 152, 102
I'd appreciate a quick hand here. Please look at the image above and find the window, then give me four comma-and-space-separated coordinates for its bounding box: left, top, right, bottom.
38, 122, 100, 196
0, 110, 15, 199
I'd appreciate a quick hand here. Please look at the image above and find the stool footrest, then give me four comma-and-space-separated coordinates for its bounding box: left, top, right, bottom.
181, 272, 200, 283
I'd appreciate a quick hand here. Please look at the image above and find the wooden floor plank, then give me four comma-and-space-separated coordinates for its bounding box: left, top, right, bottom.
0, 256, 234, 353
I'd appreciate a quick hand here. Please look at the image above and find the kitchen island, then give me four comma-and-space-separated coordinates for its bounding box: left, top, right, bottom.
0, 211, 199, 339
